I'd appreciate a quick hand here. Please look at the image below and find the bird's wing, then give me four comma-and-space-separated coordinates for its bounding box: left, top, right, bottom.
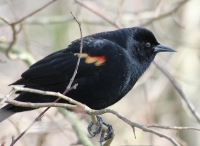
11, 39, 117, 85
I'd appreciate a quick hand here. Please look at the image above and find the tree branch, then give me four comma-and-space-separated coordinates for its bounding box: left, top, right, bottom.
75, 0, 122, 29
4, 86, 200, 146
66, 12, 83, 91
12, 0, 57, 25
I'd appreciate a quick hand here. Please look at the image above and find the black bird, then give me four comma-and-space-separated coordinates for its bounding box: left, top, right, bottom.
0, 27, 175, 143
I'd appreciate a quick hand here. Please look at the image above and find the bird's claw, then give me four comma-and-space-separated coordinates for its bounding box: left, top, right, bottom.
101, 122, 113, 141
87, 116, 114, 146
87, 116, 103, 137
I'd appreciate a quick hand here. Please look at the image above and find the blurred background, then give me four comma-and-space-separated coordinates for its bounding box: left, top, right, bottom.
0, 0, 200, 146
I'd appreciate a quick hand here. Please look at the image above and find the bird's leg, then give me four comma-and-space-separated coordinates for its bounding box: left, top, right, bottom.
87, 116, 103, 137
87, 116, 114, 145
101, 122, 114, 142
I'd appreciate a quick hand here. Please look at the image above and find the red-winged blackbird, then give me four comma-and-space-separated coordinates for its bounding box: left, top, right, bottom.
0, 27, 175, 122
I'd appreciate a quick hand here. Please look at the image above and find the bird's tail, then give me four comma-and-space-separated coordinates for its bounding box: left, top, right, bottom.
0, 104, 15, 122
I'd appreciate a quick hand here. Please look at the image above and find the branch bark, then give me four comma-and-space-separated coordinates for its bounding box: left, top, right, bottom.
3, 86, 197, 146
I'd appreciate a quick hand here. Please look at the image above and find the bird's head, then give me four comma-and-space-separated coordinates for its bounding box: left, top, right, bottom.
129, 27, 176, 62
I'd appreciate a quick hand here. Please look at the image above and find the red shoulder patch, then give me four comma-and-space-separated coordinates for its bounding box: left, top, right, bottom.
74, 53, 106, 66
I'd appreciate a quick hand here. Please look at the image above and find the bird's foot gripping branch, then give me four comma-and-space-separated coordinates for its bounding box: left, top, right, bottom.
88, 115, 114, 146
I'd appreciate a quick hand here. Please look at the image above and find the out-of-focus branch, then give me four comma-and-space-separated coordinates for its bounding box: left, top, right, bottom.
0, 16, 11, 25
12, 0, 56, 25
0, 16, 17, 59
75, 0, 122, 29
0, 16, 109, 26
74, 0, 188, 29
116, 0, 125, 24
141, 0, 189, 26
0, 0, 57, 60
0, 36, 5, 43
172, 12, 186, 29
153, 61, 200, 124
6, 24, 17, 59
0, 43, 36, 65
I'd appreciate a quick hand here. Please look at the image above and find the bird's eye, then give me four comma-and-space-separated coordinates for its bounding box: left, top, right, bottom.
146, 42, 151, 48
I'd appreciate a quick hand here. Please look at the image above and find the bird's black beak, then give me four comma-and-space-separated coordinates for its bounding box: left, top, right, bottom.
154, 43, 176, 53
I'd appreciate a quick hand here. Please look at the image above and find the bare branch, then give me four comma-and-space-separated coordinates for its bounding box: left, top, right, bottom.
146, 123, 200, 132
6, 24, 18, 59
116, 0, 125, 24
3, 84, 200, 146
66, 11, 83, 91
0, 16, 11, 25
75, 0, 122, 29
0, 36, 6, 44
12, 0, 57, 25
0, 0, 57, 60
141, 0, 188, 26
11, 85, 83, 108
5, 98, 77, 110
90, 109, 181, 146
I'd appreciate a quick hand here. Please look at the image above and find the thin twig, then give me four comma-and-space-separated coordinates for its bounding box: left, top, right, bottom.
12, 0, 57, 25
75, 0, 122, 29
0, 16, 74, 26
6, 24, 18, 59
0, 36, 6, 44
141, 0, 188, 26
116, 0, 125, 25
172, 12, 186, 29
66, 11, 83, 91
